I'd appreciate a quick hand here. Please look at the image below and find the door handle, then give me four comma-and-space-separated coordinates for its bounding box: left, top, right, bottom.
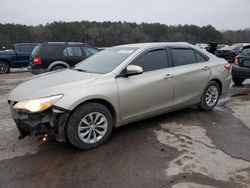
164, 74, 173, 79
202, 66, 209, 71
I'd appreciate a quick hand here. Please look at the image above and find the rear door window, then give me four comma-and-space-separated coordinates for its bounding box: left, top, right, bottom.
131, 49, 168, 72
32, 45, 62, 58
63, 46, 83, 57
171, 48, 197, 66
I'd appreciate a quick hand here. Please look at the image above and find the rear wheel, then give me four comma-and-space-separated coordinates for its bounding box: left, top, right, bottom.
66, 102, 113, 150
198, 81, 220, 111
0, 61, 10, 74
51, 65, 66, 71
232, 76, 245, 85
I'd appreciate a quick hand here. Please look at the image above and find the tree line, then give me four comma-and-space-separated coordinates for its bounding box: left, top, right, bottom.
0, 21, 249, 49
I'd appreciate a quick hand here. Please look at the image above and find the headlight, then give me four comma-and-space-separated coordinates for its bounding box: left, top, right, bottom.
13, 95, 63, 113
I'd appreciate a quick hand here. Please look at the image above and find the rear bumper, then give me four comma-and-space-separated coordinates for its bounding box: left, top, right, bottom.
9, 102, 70, 142
28, 67, 47, 75
232, 65, 250, 78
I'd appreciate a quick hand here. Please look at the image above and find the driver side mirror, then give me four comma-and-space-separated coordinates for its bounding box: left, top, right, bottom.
120, 65, 143, 77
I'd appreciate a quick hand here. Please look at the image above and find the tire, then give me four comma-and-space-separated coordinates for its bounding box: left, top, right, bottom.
0, 61, 10, 74
51, 65, 66, 71
198, 81, 220, 111
66, 102, 113, 150
232, 76, 245, 85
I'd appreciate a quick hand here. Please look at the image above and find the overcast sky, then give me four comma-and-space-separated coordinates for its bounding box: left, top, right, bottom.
0, 0, 249, 30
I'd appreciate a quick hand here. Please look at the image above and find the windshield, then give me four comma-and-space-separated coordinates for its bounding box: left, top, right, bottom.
74, 47, 138, 74
242, 47, 250, 55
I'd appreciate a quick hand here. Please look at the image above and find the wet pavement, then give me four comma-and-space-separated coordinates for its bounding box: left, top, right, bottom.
1, 70, 250, 188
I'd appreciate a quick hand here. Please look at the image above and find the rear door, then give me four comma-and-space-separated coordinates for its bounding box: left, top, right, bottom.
62, 45, 86, 66
116, 48, 174, 122
169, 47, 211, 108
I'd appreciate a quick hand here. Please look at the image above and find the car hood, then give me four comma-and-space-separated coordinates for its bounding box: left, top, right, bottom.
8, 69, 101, 101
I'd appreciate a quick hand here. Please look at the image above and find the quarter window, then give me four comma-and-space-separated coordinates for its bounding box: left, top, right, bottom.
195, 51, 208, 62
171, 48, 197, 66
63, 46, 83, 57
131, 49, 168, 72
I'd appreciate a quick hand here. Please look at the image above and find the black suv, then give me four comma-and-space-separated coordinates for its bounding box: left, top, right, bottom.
29, 42, 99, 74
232, 45, 250, 85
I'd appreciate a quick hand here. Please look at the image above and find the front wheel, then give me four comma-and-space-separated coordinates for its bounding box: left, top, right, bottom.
66, 102, 113, 150
198, 81, 220, 111
232, 76, 245, 85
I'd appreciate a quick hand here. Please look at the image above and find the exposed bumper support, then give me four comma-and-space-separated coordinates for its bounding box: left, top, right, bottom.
11, 106, 70, 142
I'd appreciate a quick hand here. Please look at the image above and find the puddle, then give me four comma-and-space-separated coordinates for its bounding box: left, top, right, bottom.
227, 99, 250, 129
155, 122, 250, 187
231, 93, 248, 98
172, 182, 217, 188
217, 96, 231, 106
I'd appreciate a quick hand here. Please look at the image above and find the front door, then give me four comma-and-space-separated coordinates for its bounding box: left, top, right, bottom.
116, 48, 174, 123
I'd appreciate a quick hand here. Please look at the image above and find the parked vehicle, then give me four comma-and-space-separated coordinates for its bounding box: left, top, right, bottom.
215, 43, 250, 63
232, 45, 250, 85
230, 43, 250, 54
206, 42, 218, 54
215, 46, 237, 63
195, 43, 208, 50
0, 43, 38, 74
28, 42, 100, 74
217, 44, 229, 49
8, 42, 231, 150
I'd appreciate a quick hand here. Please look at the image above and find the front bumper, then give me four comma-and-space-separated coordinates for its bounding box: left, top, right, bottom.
232, 65, 250, 78
9, 101, 70, 142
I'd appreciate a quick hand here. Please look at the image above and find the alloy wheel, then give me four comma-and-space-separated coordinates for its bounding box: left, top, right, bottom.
205, 85, 219, 107
78, 112, 108, 144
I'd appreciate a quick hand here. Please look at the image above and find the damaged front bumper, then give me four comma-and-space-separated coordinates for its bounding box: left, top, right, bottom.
9, 101, 70, 142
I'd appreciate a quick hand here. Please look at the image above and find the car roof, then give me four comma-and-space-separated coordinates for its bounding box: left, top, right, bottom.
13, 43, 38, 45
243, 45, 250, 49
232, 43, 250, 46
218, 46, 232, 51
114, 42, 191, 49
40, 42, 87, 46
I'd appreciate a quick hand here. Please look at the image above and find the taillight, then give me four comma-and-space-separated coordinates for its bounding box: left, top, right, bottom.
33, 57, 42, 65
224, 63, 231, 70
224, 63, 232, 74
234, 55, 240, 64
